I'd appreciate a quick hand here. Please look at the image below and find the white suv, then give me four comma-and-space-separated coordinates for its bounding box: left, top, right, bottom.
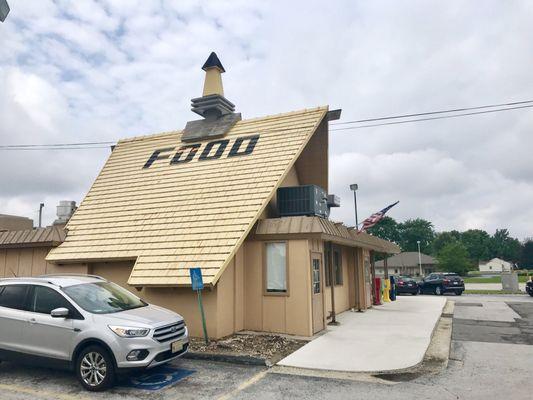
0, 275, 189, 391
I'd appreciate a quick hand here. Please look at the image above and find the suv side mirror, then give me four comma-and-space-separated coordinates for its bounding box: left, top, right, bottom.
51, 307, 70, 318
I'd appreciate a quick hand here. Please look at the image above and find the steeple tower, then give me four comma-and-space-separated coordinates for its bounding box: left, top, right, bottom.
182, 52, 241, 142
202, 52, 225, 96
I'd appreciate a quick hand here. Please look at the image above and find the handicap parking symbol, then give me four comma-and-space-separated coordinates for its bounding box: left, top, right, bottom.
121, 365, 195, 391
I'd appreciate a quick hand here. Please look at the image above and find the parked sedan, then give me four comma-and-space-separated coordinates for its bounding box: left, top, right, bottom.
418, 272, 465, 295
395, 276, 419, 295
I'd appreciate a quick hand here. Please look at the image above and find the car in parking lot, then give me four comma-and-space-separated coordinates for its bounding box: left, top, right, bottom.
395, 276, 419, 295
418, 272, 465, 295
0, 275, 189, 391
526, 279, 533, 297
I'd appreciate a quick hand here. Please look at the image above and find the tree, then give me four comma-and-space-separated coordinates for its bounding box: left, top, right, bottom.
398, 219, 435, 253
461, 229, 491, 264
367, 216, 400, 244
436, 241, 472, 276
490, 229, 521, 262
431, 231, 462, 256
520, 239, 533, 269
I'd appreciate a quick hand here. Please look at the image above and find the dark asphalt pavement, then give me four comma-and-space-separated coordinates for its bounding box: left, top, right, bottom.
0, 294, 532, 400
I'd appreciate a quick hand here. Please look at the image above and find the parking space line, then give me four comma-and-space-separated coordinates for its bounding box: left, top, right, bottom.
217, 370, 268, 400
0, 383, 89, 400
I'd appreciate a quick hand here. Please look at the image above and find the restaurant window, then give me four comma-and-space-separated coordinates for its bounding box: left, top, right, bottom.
265, 242, 287, 293
333, 249, 343, 285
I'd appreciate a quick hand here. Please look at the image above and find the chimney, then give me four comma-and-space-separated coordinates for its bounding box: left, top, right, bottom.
53, 201, 77, 226
181, 52, 241, 142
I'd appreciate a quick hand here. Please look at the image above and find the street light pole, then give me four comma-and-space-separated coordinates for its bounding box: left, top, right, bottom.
417, 240, 422, 277
349, 184, 358, 227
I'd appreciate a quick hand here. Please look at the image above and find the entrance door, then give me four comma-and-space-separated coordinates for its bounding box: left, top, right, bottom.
311, 254, 325, 334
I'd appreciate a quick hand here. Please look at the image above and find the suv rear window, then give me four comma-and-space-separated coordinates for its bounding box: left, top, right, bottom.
0, 285, 29, 310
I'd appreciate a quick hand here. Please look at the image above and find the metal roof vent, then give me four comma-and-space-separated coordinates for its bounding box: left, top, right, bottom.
53, 201, 77, 226
182, 52, 241, 142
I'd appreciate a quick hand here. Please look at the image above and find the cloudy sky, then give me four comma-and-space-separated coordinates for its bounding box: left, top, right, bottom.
1, 0, 532, 239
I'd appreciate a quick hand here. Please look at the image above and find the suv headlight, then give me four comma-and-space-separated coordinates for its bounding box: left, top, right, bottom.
108, 325, 150, 338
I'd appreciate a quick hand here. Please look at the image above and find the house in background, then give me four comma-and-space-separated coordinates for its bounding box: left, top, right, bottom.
375, 251, 437, 277
479, 257, 513, 273
42, 53, 399, 339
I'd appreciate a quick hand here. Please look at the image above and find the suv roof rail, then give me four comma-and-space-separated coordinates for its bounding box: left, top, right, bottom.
38, 274, 106, 280
0, 277, 57, 285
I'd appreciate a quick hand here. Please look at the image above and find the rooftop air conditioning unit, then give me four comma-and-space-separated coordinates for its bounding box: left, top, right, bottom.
277, 185, 329, 218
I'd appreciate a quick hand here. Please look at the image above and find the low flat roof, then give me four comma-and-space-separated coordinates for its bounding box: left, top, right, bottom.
0, 226, 65, 249
254, 216, 400, 254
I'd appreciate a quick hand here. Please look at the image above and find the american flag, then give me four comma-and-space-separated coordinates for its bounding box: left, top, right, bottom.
357, 201, 399, 233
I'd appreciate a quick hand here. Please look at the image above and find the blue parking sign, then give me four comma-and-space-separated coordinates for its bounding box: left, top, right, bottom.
189, 268, 204, 291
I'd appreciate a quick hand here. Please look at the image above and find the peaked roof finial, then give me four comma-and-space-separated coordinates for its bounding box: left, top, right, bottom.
202, 52, 225, 72
201, 52, 225, 97
183, 51, 241, 142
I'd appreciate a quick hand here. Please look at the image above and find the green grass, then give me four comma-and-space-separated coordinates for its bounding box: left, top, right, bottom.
464, 276, 529, 283
464, 289, 524, 295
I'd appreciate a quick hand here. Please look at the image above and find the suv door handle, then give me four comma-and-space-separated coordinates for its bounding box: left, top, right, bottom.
29, 318, 36, 324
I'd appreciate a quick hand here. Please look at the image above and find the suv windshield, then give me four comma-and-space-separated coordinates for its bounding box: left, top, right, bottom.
63, 282, 147, 314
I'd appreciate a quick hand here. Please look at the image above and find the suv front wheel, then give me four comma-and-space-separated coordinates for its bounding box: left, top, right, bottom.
76, 345, 115, 391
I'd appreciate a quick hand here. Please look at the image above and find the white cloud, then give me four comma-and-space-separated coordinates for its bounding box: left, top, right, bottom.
0, 0, 532, 240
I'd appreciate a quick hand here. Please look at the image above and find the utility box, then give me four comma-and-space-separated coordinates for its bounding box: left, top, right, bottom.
277, 185, 329, 218
501, 272, 519, 292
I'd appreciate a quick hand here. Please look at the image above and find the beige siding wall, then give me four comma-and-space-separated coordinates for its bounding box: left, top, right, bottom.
363, 249, 373, 308
352, 248, 373, 311
306, 241, 371, 321
0, 247, 87, 278
324, 246, 351, 315
295, 119, 328, 190
216, 258, 236, 338
89, 251, 246, 340
266, 165, 300, 218
243, 239, 312, 336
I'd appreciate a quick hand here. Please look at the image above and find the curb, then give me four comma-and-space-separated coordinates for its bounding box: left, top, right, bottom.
370, 299, 454, 382
183, 351, 268, 366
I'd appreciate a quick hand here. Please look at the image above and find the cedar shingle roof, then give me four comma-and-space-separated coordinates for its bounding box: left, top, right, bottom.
0, 226, 65, 248
47, 107, 329, 286
255, 216, 400, 254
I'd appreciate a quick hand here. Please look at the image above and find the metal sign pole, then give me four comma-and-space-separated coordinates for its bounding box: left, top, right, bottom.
197, 288, 209, 344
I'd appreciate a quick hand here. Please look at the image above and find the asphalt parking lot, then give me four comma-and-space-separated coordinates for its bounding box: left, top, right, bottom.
1, 294, 532, 400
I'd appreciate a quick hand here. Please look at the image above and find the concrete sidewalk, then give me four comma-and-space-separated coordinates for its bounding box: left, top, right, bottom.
278, 296, 446, 372
465, 282, 526, 291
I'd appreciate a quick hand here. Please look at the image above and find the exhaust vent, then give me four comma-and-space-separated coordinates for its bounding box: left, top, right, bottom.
53, 201, 77, 225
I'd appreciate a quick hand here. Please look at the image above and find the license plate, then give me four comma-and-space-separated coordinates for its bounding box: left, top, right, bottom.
408, 283, 413, 287
171, 340, 183, 354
